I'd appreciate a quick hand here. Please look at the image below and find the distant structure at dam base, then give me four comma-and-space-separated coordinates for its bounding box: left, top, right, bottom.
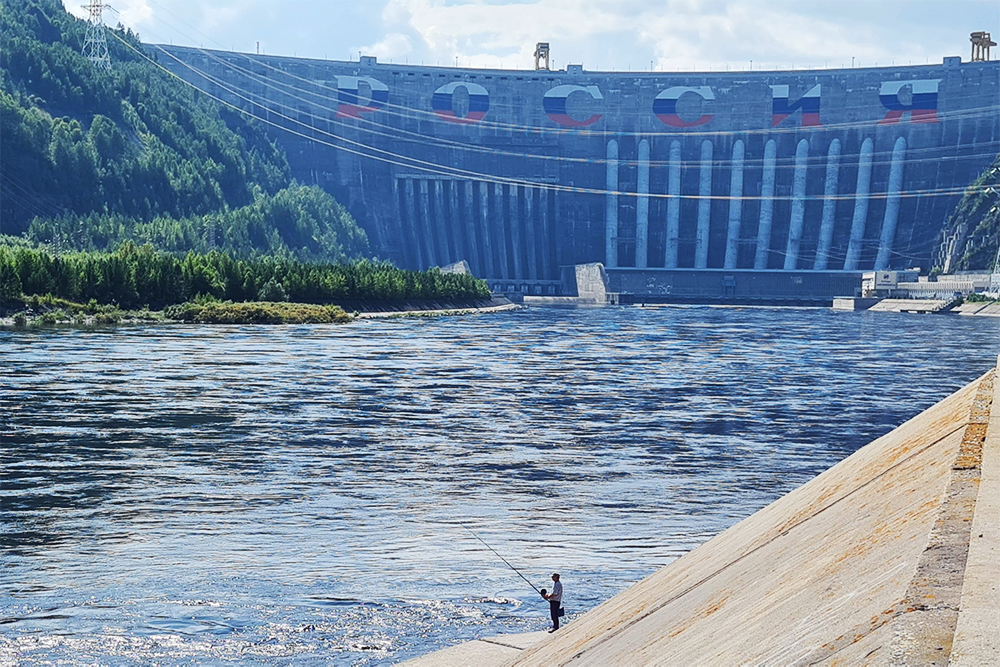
536, 263, 863, 306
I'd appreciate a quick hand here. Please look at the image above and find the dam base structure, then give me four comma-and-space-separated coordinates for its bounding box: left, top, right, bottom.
155, 47, 999, 300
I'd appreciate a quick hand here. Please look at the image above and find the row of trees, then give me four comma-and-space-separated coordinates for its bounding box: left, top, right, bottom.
0, 243, 491, 308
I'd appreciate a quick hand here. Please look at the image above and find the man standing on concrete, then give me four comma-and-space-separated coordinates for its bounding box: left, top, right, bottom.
543, 573, 563, 632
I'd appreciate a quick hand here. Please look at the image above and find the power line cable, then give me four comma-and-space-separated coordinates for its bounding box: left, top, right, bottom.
136, 3, 999, 140
137, 39, 991, 203
160, 40, 1000, 141
148, 31, 1000, 171
113, 32, 992, 205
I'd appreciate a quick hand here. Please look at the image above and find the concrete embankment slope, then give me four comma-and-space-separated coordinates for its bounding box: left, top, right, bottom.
407, 364, 998, 666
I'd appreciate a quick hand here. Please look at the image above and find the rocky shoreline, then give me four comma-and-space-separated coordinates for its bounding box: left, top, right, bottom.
0, 297, 519, 327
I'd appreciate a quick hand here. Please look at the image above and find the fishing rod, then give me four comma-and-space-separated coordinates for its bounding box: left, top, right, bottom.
461, 524, 542, 595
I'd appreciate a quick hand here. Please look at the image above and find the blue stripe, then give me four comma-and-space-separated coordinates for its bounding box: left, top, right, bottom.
543, 96, 567, 115
772, 96, 819, 116
432, 92, 451, 112
652, 98, 677, 116
879, 94, 905, 111
339, 88, 360, 106
912, 92, 937, 109
469, 94, 489, 114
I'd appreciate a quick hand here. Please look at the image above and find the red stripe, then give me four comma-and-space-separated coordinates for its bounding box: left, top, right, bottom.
658, 114, 714, 128
879, 109, 904, 125
801, 112, 821, 127
547, 113, 602, 128
434, 110, 486, 124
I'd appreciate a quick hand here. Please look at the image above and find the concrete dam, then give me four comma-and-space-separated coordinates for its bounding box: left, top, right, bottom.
155, 46, 999, 299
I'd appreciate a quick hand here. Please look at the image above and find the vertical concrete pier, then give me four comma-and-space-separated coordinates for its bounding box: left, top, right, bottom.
539, 188, 552, 279
509, 185, 523, 278
448, 181, 464, 267
404, 178, 422, 268
463, 182, 480, 274
845, 137, 874, 271
754, 139, 777, 270
419, 179, 435, 265
875, 136, 908, 271
724, 139, 745, 269
478, 181, 494, 277
814, 138, 841, 270
783, 139, 810, 270
493, 183, 509, 278
635, 139, 650, 269
605, 139, 619, 268
664, 141, 681, 269
523, 187, 537, 280
695, 140, 714, 269
433, 180, 449, 264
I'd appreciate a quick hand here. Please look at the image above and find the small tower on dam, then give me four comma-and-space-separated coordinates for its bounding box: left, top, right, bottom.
971, 31, 996, 61
533, 42, 551, 71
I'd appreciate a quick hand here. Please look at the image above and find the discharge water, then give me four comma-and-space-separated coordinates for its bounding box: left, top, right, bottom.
2, 306, 998, 665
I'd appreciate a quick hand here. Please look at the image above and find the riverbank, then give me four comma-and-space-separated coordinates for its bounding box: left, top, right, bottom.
355, 298, 519, 319
0, 295, 517, 326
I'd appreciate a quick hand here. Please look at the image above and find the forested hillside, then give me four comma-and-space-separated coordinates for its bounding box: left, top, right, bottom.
937, 154, 1000, 273
0, 0, 367, 262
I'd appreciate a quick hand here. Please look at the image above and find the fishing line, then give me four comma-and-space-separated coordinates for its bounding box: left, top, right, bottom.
460, 524, 541, 595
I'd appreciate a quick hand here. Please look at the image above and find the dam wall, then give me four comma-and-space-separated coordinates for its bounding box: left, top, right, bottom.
155, 46, 1000, 292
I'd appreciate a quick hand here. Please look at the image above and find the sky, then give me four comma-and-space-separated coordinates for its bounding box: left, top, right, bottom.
71, 0, 1000, 72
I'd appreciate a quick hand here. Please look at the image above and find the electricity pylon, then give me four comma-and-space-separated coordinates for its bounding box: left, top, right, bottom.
82, 0, 112, 71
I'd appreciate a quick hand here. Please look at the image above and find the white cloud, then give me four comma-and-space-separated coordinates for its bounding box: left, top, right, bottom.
67, 0, 154, 28
361, 0, 954, 72
355, 32, 415, 62
117, 0, 154, 28
200, 4, 241, 33
69, 0, 996, 70
371, 0, 636, 68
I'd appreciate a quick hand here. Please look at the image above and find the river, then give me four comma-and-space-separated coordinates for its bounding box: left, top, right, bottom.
1, 305, 997, 665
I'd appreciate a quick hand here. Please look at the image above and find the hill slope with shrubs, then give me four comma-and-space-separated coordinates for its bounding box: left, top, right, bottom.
1, 0, 366, 262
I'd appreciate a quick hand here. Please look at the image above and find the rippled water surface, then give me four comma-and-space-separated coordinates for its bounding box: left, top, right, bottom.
2, 306, 998, 664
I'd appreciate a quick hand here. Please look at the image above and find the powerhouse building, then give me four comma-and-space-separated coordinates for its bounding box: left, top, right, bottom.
156, 46, 999, 297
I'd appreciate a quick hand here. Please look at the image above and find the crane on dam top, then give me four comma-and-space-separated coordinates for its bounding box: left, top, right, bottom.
534, 42, 551, 71
971, 31, 995, 62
